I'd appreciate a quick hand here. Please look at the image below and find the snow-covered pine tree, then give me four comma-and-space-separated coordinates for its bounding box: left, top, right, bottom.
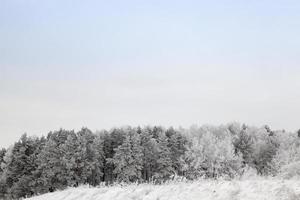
102, 128, 126, 183
111, 128, 143, 183
0, 148, 6, 198
90, 134, 105, 185
61, 132, 81, 187
154, 132, 174, 181
0, 148, 5, 174
166, 127, 188, 176
0, 134, 40, 199
140, 127, 158, 182
36, 129, 71, 193
0, 146, 13, 198
77, 128, 103, 186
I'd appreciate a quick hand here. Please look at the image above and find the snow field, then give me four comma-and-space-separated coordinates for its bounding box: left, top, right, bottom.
26, 179, 300, 200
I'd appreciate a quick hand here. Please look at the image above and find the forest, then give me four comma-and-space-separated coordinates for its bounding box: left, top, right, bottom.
0, 123, 300, 199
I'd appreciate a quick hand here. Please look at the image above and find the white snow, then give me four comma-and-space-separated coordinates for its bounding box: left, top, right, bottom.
26, 179, 300, 200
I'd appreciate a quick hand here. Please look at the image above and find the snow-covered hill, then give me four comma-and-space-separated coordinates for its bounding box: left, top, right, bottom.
26, 179, 300, 200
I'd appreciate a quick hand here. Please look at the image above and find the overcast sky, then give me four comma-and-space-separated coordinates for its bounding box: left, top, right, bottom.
1, 0, 300, 147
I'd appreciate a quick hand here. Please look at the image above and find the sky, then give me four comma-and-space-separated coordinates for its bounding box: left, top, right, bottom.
1, 0, 300, 147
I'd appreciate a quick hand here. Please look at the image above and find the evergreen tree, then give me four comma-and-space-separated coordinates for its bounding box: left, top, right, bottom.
140, 128, 157, 181
76, 128, 102, 186
151, 126, 164, 139
0, 123, 293, 198
61, 132, 81, 186
154, 133, 174, 181
102, 128, 125, 183
1, 134, 40, 198
36, 130, 71, 193
111, 129, 143, 183
90, 134, 105, 186
0, 147, 9, 199
28, 136, 46, 195
0, 148, 6, 174
166, 128, 188, 176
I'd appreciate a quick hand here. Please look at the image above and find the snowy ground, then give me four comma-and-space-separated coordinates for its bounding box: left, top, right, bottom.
26, 179, 300, 200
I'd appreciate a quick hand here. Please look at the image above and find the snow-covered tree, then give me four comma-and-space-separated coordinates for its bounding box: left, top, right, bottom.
102, 128, 126, 183
0, 146, 12, 199
250, 126, 279, 175
0, 148, 6, 174
153, 133, 174, 181
271, 131, 300, 178
77, 128, 103, 186
90, 134, 105, 185
36, 130, 71, 193
166, 128, 188, 176
0, 134, 41, 198
140, 127, 158, 181
61, 132, 82, 186
232, 124, 254, 166
0, 123, 296, 199
183, 127, 243, 179
110, 129, 143, 183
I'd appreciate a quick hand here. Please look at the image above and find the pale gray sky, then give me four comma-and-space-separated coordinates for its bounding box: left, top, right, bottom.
1, 0, 300, 147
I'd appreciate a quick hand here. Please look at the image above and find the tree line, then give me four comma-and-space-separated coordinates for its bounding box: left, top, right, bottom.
0, 123, 300, 199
